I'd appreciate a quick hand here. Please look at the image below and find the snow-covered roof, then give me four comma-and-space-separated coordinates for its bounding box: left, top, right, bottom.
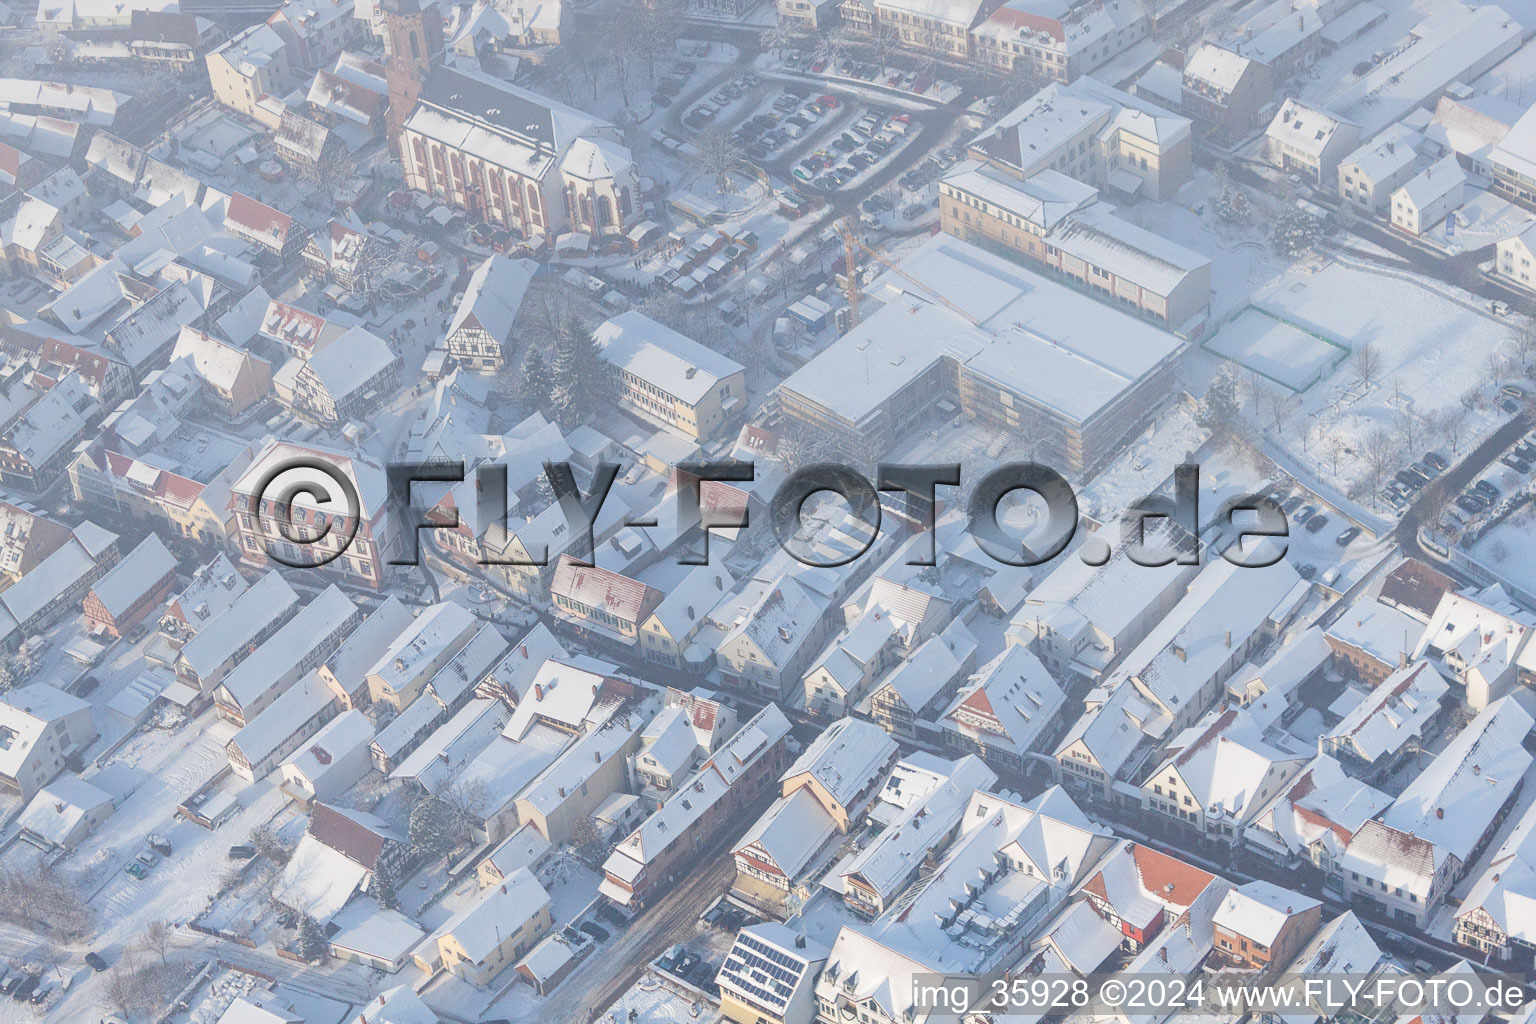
1244, 754, 1390, 859
1457, 796, 1536, 945
1183, 42, 1255, 93
1267, 99, 1354, 158
16, 774, 111, 846
594, 310, 744, 405
1109, 556, 1299, 719
299, 325, 397, 401
735, 786, 839, 880
1325, 660, 1449, 763
275, 832, 369, 922
217, 585, 357, 710
1382, 695, 1533, 863
448, 254, 536, 343
1394, 153, 1465, 210
1339, 123, 1424, 183
89, 533, 175, 618
1212, 879, 1319, 946
435, 866, 550, 963
1327, 3, 1522, 138
840, 756, 995, 902
228, 672, 339, 771
941, 645, 1065, 757
940, 161, 1097, 231
781, 716, 898, 812
777, 235, 1187, 431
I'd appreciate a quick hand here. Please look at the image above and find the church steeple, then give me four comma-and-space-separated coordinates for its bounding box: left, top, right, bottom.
383, 0, 442, 153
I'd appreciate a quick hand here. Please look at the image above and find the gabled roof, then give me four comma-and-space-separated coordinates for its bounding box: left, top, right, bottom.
1212, 879, 1319, 946
780, 716, 898, 812
89, 533, 176, 617
309, 801, 404, 870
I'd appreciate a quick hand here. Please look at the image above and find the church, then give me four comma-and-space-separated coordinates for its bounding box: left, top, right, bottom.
381, 0, 641, 243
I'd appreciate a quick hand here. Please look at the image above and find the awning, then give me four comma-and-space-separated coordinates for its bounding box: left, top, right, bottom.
1107, 167, 1143, 196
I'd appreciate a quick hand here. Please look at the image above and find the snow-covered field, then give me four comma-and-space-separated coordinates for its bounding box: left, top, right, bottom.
1254, 257, 1520, 504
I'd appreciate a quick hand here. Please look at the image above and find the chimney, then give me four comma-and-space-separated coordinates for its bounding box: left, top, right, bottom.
795, 934, 807, 948
521, 644, 528, 658
1224, 629, 1231, 649
501, 884, 508, 894
1173, 644, 1186, 662
1159, 946, 1168, 963
534, 683, 544, 700
1436, 807, 1444, 819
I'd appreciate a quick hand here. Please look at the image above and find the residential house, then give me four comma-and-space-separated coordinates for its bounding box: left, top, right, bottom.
717, 923, 829, 1024
417, 868, 552, 985
1264, 100, 1360, 186
225, 672, 342, 780
228, 438, 400, 588
0, 684, 96, 800
1210, 880, 1322, 969
1337, 124, 1426, 215
861, 619, 978, 742
444, 254, 536, 372
211, 584, 360, 725
779, 716, 899, 833
364, 601, 480, 709
1243, 754, 1390, 873
600, 704, 793, 909
1320, 660, 1448, 779
1391, 154, 1465, 236
1138, 706, 1310, 842
1453, 797, 1536, 963
1181, 43, 1273, 144
283, 325, 400, 424
838, 755, 997, 918
1079, 841, 1218, 951
278, 708, 375, 805
173, 570, 300, 696
81, 533, 177, 636
224, 192, 308, 259
1412, 586, 1534, 710
939, 645, 1065, 771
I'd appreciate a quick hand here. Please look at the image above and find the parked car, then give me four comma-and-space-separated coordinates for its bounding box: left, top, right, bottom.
11, 975, 37, 1002
1336, 525, 1361, 546
75, 674, 100, 696
1304, 513, 1329, 533
1502, 398, 1521, 413
85, 953, 109, 973
579, 921, 611, 942
1294, 504, 1316, 524
1475, 479, 1501, 500
1280, 495, 1304, 514
903, 203, 926, 219
1424, 451, 1450, 471
672, 952, 700, 976
146, 833, 172, 856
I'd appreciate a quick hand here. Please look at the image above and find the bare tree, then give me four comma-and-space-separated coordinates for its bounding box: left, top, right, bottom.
1362, 427, 1399, 496
1395, 408, 1423, 453
1435, 406, 1468, 455
691, 125, 746, 195
1265, 390, 1298, 434
141, 919, 173, 966
1352, 342, 1382, 388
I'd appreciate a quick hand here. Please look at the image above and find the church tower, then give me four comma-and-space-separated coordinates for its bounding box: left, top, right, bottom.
383, 0, 442, 153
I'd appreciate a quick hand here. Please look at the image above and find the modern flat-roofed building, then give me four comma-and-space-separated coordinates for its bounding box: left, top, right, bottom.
773, 234, 1187, 475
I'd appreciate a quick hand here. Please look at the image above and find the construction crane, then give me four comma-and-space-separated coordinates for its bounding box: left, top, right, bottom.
837, 216, 986, 332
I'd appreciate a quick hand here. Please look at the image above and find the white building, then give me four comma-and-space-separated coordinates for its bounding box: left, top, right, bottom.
1391, 154, 1466, 236
1265, 99, 1360, 185
0, 684, 96, 800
